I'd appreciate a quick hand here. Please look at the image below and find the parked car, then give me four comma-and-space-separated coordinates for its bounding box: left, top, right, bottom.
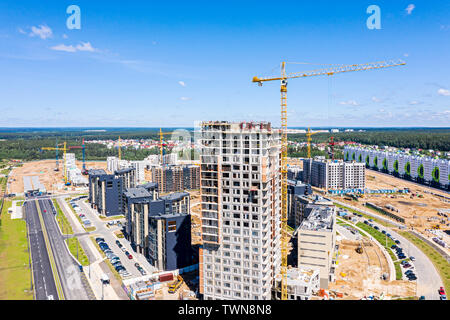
409, 256, 415, 261
121, 247, 127, 252
127, 254, 133, 259
440, 295, 447, 300
134, 263, 140, 268
402, 263, 411, 268
395, 240, 400, 244
115, 240, 121, 245
391, 244, 397, 249
382, 230, 386, 234
139, 269, 147, 276
374, 226, 379, 230
439, 287, 446, 296
95, 237, 105, 243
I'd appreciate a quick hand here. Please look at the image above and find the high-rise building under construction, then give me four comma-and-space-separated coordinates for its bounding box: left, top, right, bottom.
199, 121, 281, 300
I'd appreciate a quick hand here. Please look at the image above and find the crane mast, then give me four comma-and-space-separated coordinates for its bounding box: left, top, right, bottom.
253, 59, 406, 300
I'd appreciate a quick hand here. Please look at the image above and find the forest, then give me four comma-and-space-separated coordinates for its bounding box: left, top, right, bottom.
0, 128, 448, 162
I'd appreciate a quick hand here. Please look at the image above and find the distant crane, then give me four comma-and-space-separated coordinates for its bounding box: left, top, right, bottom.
328, 136, 336, 160
41, 141, 71, 185
68, 138, 88, 175
118, 136, 122, 160
306, 127, 319, 159
253, 59, 406, 300
159, 128, 176, 165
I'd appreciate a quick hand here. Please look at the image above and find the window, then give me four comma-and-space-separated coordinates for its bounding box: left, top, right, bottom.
168, 220, 177, 232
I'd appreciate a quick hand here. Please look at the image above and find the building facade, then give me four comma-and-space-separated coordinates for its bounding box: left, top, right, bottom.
344, 146, 450, 189
303, 158, 365, 190
199, 121, 281, 300
297, 205, 336, 289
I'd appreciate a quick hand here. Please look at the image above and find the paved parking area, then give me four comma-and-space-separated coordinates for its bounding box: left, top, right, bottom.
75, 199, 157, 280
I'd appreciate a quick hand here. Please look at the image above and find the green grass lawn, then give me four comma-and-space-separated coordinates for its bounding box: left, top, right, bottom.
0, 201, 33, 300
53, 199, 73, 235
398, 231, 450, 294
356, 222, 396, 248
65, 237, 89, 266
394, 261, 403, 280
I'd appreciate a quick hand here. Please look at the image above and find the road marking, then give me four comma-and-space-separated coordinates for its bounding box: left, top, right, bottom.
35, 200, 65, 300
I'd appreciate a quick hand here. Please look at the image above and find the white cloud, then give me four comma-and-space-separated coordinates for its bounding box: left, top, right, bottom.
339, 100, 360, 106
50, 42, 98, 53
438, 88, 450, 96
371, 96, 381, 103
50, 44, 76, 52
29, 25, 52, 39
180, 97, 191, 101
403, 53, 409, 57
405, 4, 415, 15
76, 42, 96, 52
18, 28, 27, 35
62, 34, 68, 39
409, 100, 421, 105
178, 81, 186, 87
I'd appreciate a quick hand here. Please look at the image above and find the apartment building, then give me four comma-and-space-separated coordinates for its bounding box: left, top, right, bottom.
199, 121, 281, 300
297, 205, 336, 288
124, 189, 192, 271
303, 158, 365, 190
151, 164, 200, 193
345, 146, 450, 189
88, 169, 124, 217
287, 180, 312, 227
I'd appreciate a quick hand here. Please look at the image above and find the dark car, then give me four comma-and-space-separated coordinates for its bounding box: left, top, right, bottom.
95, 237, 105, 243
402, 263, 411, 268
395, 240, 401, 244
374, 226, 379, 230
382, 230, 386, 234
364, 220, 369, 224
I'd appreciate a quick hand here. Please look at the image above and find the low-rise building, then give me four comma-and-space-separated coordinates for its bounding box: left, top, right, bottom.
273, 267, 320, 300
297, 205, 336, 289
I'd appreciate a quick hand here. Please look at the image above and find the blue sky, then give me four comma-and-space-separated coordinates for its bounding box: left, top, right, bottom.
0, 0, 449, 127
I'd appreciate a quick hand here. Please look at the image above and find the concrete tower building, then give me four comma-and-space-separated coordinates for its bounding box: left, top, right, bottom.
199, 121, 281, 300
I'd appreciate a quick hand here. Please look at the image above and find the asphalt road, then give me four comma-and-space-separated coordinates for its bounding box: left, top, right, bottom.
24, 200, 59, 300
38, 199, 95, 300
353, 215, 444, 300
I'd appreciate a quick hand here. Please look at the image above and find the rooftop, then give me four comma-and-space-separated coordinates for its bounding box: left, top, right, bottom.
160, 192, 189, 201
300, 205, 335, 232
124, 187, 151, 199
88, 169, 107, 176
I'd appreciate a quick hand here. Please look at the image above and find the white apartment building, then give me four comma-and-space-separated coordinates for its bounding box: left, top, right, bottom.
303, 158, 365, 190
345, 146, 450, 188
297, 205, 336, 288
107, 156, 146, 185
199, 121, 281, 300
107, 156, 120, 173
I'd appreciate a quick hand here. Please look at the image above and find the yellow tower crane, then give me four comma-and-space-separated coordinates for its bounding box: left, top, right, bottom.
41, 141, 71, 185
306, 127, 319, 159
253, 59, 406, 300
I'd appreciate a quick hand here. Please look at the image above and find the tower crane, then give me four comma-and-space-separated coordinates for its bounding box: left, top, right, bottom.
253, 59, 406, 300
328, 136, 336, 161
159, 128, 176, 165
68, 138, 88, 174
306, 127, 319, 159
41, 141, 71, 185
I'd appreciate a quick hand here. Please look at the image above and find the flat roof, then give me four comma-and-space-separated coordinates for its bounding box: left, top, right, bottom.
124, 188, 151, 199
300, 206, 334, 232
88, 169, 107, 176
160, 192, 189, 201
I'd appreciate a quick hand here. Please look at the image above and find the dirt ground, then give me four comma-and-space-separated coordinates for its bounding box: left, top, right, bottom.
9, 160, 106, 194
338, 170, 450, 243
329, 239, 416, 299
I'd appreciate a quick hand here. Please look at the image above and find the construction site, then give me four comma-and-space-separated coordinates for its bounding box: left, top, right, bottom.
336, 170, 450, 253
328, 239, 415, 300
